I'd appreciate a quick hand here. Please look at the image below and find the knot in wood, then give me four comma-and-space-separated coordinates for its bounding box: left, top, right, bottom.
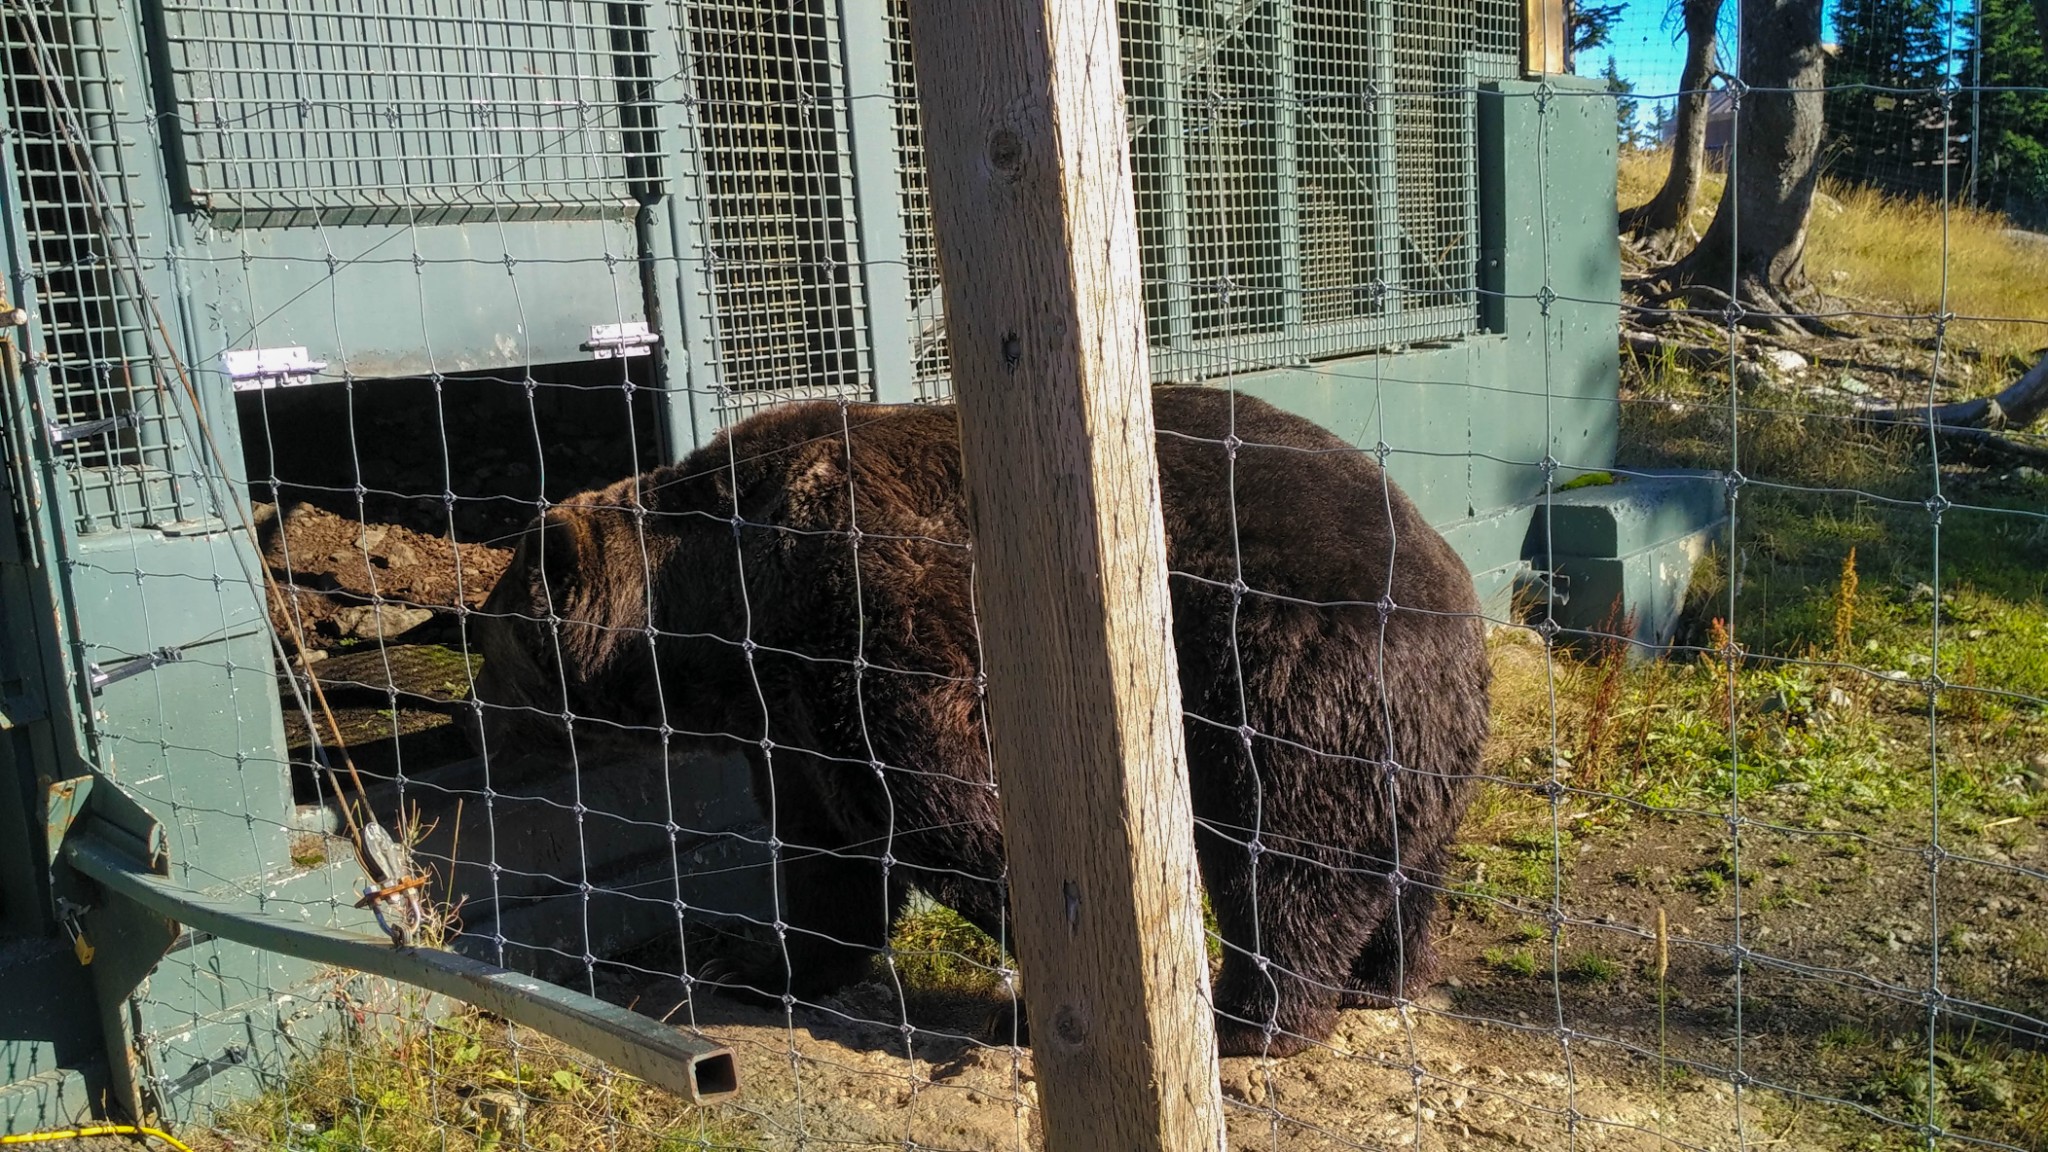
1052, 1003, 1088, 1048
987, 128, 1025, 180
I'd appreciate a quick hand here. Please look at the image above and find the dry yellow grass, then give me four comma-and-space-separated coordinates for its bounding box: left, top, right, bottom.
1619, 148, 2048, 361
188, 1009, 759, 1152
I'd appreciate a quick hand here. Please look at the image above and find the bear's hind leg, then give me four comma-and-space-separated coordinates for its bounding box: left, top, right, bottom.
1339, 875, 1445, 1010
1341, 832, 1460, 1009
1206, 847, 1392, 1059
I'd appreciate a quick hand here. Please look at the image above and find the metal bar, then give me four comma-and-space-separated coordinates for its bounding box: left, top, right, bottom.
85, 646, 183, 694
45, 411, 137, 446
64, 831, 741, 1107
1370, 2, 1403, 322
1158, 0, 1194, 361
835, 0, 916, 405
1275, 0, 1302, 347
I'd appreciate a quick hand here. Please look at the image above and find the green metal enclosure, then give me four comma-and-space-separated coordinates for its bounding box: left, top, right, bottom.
1, 0, 1666, 1131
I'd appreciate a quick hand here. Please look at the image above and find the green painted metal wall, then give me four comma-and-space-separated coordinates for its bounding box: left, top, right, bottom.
1222, 77, 1623, 616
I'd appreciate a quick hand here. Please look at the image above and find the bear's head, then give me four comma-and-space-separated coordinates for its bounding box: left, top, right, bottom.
465, 479, 673, 761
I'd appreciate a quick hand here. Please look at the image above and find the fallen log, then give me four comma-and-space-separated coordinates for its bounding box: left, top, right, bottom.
1861, 351, 2048, 432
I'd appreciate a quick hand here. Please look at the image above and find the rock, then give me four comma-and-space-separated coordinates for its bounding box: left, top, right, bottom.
330, 603, 434, 640
380, 539, 420, 570
1219, 1063, 1265, 1105
1763, 349, 1809, 376
467, 1090, 525, 1129
2029, 751, 2048, 773
1834, 374, 1871, 395
1825, 687, 1854, 711
2018, 466, 2043, 481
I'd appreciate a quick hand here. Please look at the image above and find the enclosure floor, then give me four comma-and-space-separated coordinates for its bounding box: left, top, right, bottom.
593, 970, 1791, 1152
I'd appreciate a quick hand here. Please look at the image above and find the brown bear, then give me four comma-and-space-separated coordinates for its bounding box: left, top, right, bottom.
467, 384, 1489, 1058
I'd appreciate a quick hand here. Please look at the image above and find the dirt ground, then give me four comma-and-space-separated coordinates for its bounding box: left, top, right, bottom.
581, 769, 2041, 1152
588, 964, 1822, 1152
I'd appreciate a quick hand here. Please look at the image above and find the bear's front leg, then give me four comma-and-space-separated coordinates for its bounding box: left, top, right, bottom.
717, 821, 908, 1010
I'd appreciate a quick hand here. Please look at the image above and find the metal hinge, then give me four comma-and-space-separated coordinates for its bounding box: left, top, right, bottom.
583, 322, 659, 360
1515, 567, 1571, 608
223, 345, 328, 392
46, 410, 137, 446
87, 646, 184, 694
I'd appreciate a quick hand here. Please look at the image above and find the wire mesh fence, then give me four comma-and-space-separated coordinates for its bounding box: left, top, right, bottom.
1, 0, 2044, 1149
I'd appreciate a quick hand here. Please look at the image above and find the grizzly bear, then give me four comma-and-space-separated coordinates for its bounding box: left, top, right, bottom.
468, 385, 1489, 1058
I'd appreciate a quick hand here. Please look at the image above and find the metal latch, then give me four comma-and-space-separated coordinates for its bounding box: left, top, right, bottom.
583, 322, 659, 359
88, 646, 184, 694
223, 345, 328, 392
46, 411, 137, 446
57, 897, 93, 965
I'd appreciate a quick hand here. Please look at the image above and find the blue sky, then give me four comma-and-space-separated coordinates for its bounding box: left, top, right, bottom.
1580, 0, 1851, 104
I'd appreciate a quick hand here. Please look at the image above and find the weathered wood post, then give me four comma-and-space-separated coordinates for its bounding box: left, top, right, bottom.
900, 1, 1228, 1149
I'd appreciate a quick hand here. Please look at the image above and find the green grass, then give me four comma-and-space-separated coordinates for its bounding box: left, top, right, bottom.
2015, 925, 2048, 983
194, 1010, 760, 1152
1569, 953, 1620, 983
1481, 946, 1540, 977
884, 900, 1012, 997
1853, 1035, 2048, 1149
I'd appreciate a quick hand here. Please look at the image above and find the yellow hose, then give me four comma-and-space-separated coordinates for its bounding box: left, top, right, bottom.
0, 1126, 196, 1152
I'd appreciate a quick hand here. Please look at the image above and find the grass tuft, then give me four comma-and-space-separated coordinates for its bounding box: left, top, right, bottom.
191, 1010, 759, 1152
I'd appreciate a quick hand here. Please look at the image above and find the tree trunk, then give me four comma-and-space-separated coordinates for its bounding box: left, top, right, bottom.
1621, 0, 1724, 240
1657, 0, 1828, 328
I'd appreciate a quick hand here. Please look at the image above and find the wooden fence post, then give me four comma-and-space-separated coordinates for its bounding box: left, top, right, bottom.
900, 1, 1228, 1149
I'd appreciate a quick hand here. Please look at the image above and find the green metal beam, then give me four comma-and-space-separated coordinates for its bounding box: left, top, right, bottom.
63, 831, 740, 1107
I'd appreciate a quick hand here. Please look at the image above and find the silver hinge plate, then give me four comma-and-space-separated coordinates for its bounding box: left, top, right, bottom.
87, 646, 184, 694
584, 322, 659, 360
46, 411, 137, 446
223, 346, 328, 392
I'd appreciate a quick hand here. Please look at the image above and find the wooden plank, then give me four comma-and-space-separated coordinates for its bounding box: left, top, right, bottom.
898, 2, 1227, 1150
1525, 0, 1569, 75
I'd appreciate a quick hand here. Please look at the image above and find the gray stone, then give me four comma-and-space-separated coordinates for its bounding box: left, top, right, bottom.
331, 602, 434, 640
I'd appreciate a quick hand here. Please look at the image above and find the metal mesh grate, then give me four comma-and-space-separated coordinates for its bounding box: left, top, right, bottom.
3, 0, 193, 532
685, 0, 870, 414
1390, 0, 1479, 314
890, 0, 1520, 389
154, 0, 654, 228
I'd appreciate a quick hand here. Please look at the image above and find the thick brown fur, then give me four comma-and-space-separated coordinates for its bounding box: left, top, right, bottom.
469, 385, 1490, 1058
